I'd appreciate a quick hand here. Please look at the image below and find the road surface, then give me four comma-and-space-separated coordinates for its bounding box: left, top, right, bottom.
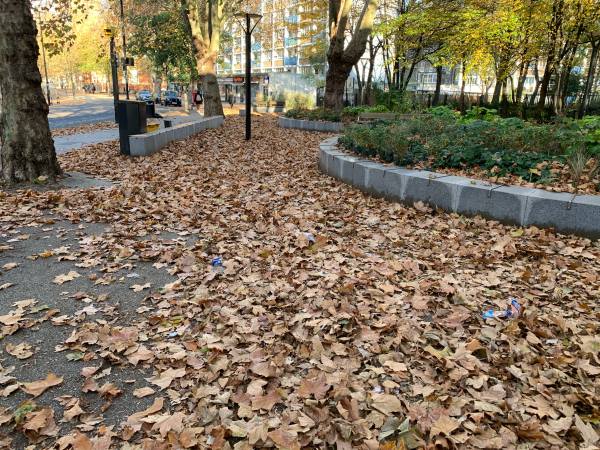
49, 95, 116, 129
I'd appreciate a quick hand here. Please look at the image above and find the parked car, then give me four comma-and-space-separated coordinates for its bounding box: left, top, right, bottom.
136, 89, 154, 104
161, 90, 182, 107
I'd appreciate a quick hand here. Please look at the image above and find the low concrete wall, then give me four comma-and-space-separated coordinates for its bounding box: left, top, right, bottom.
279, 116, 344, 132
255, 106, 285, 113
238, 106, 286, 116
320, 136, 600, 239
129, 116, 224, 156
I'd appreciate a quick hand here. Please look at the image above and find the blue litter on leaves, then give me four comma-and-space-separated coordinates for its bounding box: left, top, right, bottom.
482, 298, 522, 319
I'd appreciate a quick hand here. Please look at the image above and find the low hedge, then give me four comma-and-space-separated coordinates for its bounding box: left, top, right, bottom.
284, 105, 392, 123
339, 108, 600, 185
285, 108, 342, 122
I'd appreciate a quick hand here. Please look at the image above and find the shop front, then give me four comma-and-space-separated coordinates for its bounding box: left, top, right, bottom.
218, 74, 270, 104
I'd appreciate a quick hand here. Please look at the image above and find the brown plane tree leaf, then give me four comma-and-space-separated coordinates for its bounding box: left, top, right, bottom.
297, 372, 330, 399
268, 428, 301, 450
21, 373, 63, 397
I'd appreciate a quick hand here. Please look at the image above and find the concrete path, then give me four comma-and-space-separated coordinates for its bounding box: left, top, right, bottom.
0, 217, 194, 446
53, 111, 205, 154
54, 129, 118, 154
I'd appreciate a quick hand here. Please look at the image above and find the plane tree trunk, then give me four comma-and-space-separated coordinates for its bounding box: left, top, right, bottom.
183, 0, 224, 117
0, 0, 60, 184
579, 39, 599, 117
324, 0, 378, 111
432, 65, 443, 106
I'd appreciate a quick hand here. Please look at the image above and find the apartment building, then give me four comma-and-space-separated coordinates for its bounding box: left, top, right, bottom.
405, 60, 539, 97
217, 0, 326, 102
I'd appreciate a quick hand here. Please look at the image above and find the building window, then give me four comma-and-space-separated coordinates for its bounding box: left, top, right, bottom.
466, 74, 479, 85
421, 73, 437, 84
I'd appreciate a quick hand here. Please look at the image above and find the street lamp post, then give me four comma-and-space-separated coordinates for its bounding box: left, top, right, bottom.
119, 0, 129, 99
236, 11, 262, 140
110, 36, 120, 121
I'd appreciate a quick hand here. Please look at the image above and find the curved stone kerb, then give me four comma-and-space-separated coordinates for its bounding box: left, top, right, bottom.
319, 136, 600, 239
278, 116, 344, 132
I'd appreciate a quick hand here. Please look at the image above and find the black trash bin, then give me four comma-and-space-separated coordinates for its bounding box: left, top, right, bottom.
117, 100, 147, 155
146, 102, 156, 119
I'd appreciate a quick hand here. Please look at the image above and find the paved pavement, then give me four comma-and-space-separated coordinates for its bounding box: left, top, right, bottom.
49, 95, 116, 129
54, 129, 119, 154
53, 110, 204, 154
0, 216, 195, 446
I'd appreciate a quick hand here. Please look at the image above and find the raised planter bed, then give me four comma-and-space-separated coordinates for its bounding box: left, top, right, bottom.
279, 116, 343, 132
255, 105, 285, 113
238, 106, 286, 116
320, 136, 600, 239
129, 116, 224, 156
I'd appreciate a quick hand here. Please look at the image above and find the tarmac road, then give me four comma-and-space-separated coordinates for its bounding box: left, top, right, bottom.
48, 95, 117, 129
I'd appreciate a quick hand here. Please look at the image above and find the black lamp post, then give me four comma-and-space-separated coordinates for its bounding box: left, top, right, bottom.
104, 28, 120, 122
236, 11, 262, 140
119, 0, 129, 99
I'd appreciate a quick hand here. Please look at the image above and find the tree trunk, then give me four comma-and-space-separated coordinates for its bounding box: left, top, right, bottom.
393, 58, 401, 89
0, 0, 60, 184
200, 59, 223, 117
354, 65, 363, 105
325, 64, 351, 111
324, 0, 378, 111
362, 35, 378, 105
557, 64, 571, 114
491, 78, 503, 105
579, 40, 599, 117
459, 63, 466, 113
529, 59, 541, 107
508, 75, 515, 103
365, 51, 376, 105
401, 60, 419, 93
382, 39, 392, 89
537, 61, 555, 111
537, 0, 564, 112
152, 72, 162, 99
183, 0, 224, 117
515, 60, 528, 103
432, 65, 442, 106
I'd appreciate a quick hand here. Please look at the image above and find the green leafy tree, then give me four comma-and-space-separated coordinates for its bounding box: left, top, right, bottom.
128, 11, 196, 94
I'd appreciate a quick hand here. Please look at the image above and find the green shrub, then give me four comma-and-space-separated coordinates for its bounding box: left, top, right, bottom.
460, 106, 499, 123
578, 116, 600, 156
339, 110, 590, 184
342, 104, 390, 117
284, 108, 341, 122
284, 92, 315, 110
427, 106, 458, 120
373, 88, 421, 113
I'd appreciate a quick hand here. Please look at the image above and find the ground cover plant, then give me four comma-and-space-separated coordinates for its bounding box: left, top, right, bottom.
340, 107, 600, 193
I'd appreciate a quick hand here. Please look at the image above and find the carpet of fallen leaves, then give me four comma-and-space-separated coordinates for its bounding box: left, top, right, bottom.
51, 122, 117, 138
1, 115, 600, 449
